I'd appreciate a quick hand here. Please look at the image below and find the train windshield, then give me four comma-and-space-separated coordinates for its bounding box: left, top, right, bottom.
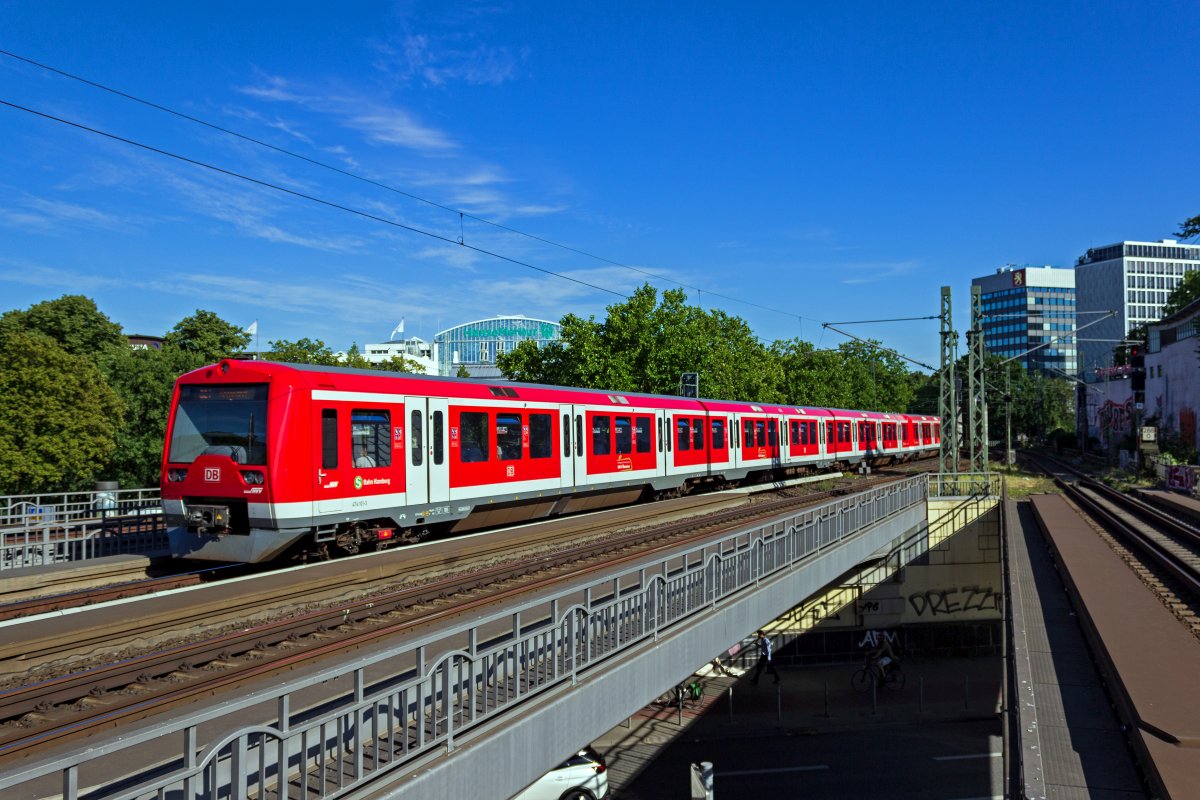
168, 384, 269, 465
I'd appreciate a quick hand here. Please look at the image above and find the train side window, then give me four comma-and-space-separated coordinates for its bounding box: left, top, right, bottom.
460, 411, 488, 462
676, 418, 690, 451
352, 409, 391, 468
657, 417, 663, 452
433, 411, 444, 464
496, 413, 523, 460
562, 415, 571, 458
575, 415, 584, 457
321, 409, 338, 468
593, 415, 611, 455
615, 416, 632, 454
692, 418, 704, 450
755, 420, 766, 447
635, 417, 652, 453
410, 410, 423, 466
791, 420, 801, 446
712, 419, 726, 449
767, 420, 777, 447
742, 420, 753, 448
530, 413, 553, 459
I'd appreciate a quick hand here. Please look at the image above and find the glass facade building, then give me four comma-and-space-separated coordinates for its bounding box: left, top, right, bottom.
972, 266, 1077, 377
1075, 239, 1200, 378
434, 316, 562, 378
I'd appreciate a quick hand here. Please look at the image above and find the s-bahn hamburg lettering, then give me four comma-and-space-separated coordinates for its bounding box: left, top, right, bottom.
161, 360, 941, 563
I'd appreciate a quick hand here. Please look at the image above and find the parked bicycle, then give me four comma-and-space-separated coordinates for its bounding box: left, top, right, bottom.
652, 679, 705, 710
851, 659, 905, 692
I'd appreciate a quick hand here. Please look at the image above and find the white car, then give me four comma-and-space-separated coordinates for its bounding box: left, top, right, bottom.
513, 746, 609, 800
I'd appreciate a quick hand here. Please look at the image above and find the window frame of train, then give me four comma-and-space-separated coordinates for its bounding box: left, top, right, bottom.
352, 409, 392, 468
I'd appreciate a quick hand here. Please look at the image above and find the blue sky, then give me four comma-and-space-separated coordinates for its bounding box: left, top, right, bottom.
2, 1, 1196, 369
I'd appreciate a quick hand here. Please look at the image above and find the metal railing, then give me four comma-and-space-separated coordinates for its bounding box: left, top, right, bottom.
929, 472, 1000, 498
0, 487, 166, 570
0, 476, 940, 799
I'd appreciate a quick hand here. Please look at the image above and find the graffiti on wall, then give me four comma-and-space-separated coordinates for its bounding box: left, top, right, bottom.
907, 585, 1001, 617
857, 629, 898, 649
1097, 398, 1134, 440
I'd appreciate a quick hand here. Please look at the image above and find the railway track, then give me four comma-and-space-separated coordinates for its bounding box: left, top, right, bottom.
0, 470, 921, 759
1026, 453, 1200, 635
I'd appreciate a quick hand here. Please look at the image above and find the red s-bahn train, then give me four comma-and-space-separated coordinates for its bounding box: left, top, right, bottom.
161, 360, 941, 563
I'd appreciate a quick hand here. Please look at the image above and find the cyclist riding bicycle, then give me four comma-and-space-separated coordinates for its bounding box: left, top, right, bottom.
867, 638, 898, 684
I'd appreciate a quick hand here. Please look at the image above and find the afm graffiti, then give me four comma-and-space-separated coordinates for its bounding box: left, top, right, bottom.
908, 585, 1001, 617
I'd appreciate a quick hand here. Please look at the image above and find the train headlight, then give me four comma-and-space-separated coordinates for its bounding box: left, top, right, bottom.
242, 470, 265, 485
168, 468, 188, 482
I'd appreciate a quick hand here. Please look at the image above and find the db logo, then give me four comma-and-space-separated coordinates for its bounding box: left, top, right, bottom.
204, 468, 220, 482
506, 465, 515, 478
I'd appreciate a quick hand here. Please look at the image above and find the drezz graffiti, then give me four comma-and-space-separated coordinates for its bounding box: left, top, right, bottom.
907, 585, 1001, 617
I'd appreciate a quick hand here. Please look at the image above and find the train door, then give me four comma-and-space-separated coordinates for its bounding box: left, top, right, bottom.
571, 406, 588, 486
656, 410, 669, 477
560, 405, 575, 487
404, 398, 429, 505
427, 398, 449, 504
403, 397, 449, 506
313, 401, 345, 514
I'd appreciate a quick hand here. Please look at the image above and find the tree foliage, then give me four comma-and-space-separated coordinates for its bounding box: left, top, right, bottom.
499, 285, 783, 400
99, 346, 203, 488
1176, 212, 1200, 242
263, 337, 341, 365
1161, 269, 1200, 318
163, 309, 251, 362
0, 294, 126, 357
0, 330, 123, 494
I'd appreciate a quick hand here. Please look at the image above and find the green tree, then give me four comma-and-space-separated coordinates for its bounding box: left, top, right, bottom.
263, 338, 340, 365
1176, 212, 1200, 241
1161, 269, 1200, 317
455, 364, 471, 378
163, 309, 251, 362
773, 337, 914, 411
99, 346, 202, 487
0, 294, 126, 357
498, 284, 782, 400
0, 330, 123, 494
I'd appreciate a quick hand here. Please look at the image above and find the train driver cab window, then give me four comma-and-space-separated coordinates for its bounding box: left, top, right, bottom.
692, 419, 704, 450
460, 411, 489, 462
615, 416, 632, 454
711, 419, 726, 450
352, 409, 391, 468
676, 418, 690, 451
530, 413, 553, 459
635, 417, 652, 453
409, 410, 423, 466
496, 413, 523, 460
593, 415, 611, 455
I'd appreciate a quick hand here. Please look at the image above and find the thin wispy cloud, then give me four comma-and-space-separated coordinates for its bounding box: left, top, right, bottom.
0, 258, 123, 292
237, 74, 457, 154
374, 32, 523, 87
837, 260, 921, 285
0, 194, 126, 232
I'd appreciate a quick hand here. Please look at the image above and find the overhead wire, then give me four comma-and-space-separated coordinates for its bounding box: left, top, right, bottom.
0, 98, 627, 298
0, 48, 825, 327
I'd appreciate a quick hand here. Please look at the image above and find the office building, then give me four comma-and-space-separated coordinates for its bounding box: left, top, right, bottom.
1075, 239, 1200, 378
972, 265, 1076, 377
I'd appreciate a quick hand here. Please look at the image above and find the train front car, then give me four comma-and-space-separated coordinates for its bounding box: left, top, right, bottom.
161, 360, 308, 562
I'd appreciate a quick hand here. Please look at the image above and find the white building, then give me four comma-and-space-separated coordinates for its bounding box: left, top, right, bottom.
1075, 239, 1200, 378
358, 336, 437, 375
1146, 297, 1200, 454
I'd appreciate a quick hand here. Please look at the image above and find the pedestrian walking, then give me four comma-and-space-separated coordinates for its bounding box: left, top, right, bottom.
750, 629, 780, 685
